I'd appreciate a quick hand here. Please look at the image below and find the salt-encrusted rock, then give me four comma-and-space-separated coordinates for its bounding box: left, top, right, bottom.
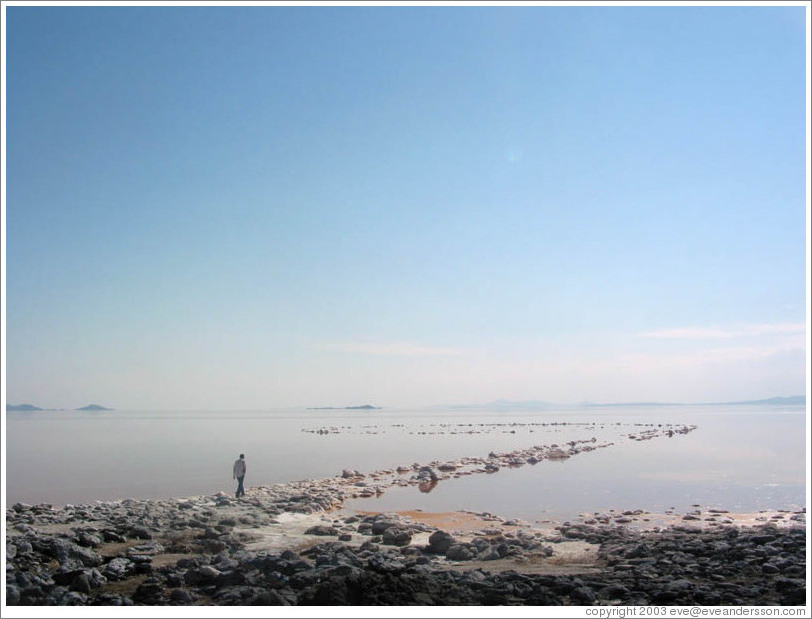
127, 541, 164, 556
417, 466, 439, 481
48, 538, 102, 568
101, 557, 135, 580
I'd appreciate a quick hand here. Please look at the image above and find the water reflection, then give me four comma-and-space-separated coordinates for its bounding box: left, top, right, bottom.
418, 479, 438, 493
5, 405, 807, 517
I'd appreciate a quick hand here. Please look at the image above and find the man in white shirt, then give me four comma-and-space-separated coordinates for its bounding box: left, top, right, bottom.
233, 453, 247, 498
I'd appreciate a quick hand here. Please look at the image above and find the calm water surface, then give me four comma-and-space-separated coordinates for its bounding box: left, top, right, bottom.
4, 405, 807, 522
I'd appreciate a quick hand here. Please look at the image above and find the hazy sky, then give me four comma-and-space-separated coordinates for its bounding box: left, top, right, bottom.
3, 3, 809, 410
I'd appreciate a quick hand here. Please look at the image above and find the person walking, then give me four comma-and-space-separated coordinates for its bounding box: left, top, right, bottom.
233, 453, 246, 498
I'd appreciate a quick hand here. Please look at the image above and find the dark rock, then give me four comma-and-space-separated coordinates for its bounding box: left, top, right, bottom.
128, 525, 153, 540
570, 586, 596, 604
370, 518, 401, 535
54, 568, 86, 586
170, 588, 195, 603
49, 538, 102, 568
48, 588, 89, 605
304, 525, 339, 536
368, 553, 407, 573
600, 583, 630, 599
132, 577, 165, 604
76, 531, 104, 547
70, 573, 92, 594
446, 543, 475, 561
381, 527, 412, 547
250, 589, 293, 605
184, 565, 221, 586
427, 530, 455, 554
102, 530, 126, 543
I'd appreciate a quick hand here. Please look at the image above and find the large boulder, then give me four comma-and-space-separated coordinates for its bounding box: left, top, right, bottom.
48, 538, 102, 568
427, 530, 455, 554
370, 518, 401, 535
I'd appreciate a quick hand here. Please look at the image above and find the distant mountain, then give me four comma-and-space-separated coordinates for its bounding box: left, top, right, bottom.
440, 399, 570, 410
712, 395, 806, 406
75, 404, 114, 411
307, 404, 382, 410
6, 403, 44, 412
485, 399, 560, 409
584, 401, 684, 408
435, 395, 806, 411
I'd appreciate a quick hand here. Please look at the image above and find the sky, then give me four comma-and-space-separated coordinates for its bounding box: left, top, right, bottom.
2, 3, 809, 410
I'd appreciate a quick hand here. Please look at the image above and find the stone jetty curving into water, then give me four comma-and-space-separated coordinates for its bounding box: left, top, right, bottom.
6, 423, 806, 606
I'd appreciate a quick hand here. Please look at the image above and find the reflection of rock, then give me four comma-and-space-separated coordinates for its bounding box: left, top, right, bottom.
547, 448, 570, 460
418, 480, 438, 494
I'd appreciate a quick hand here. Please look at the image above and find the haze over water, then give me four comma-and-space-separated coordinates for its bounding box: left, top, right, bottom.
5, 404, 805, 523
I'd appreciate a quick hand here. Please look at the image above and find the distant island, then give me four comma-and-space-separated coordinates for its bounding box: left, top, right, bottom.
7, 403, 115, 412
307, 404, 382, 410
6, 404, 46, 412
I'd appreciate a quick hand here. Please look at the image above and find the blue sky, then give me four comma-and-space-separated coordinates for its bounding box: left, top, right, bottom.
3, 4, 808, 409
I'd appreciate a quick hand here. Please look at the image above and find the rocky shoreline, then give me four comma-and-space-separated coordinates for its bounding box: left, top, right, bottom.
5, 426, 807, 607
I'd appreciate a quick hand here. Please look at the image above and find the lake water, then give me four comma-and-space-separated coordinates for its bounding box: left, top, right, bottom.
3, 405, 808, 523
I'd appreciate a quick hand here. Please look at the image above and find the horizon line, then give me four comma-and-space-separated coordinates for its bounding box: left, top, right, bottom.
5, 394, 807, 412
